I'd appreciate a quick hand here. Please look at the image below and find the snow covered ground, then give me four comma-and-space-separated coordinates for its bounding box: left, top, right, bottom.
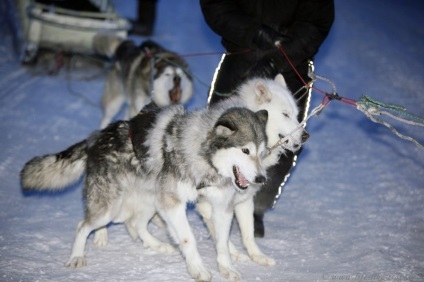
1, 0, 423, 281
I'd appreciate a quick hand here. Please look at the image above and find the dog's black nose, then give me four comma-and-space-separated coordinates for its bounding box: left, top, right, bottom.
301, 131, 310, 143
255, 175, 266, 184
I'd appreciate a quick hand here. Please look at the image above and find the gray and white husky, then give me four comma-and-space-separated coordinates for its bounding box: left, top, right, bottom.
21, 103, 269, 281
93, 33, 193, 129
92, 74, 307, 281
195, 74, 309, 280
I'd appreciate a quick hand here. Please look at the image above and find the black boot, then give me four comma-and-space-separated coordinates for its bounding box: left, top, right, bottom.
130, 0, 157, 36
253, 150, 298, 237
254, 213, 265, 238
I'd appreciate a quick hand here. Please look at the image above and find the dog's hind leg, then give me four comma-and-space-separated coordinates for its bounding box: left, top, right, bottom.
128, 206, 175, 253
196, 200, 215, 237
228, 240, 250, 262
65, 214, 110, 268
124, 221, 139, 241
234, 198, 275, 266
150, 213, 166, 228
159, 199, 212, 281
93, 226, 108, 247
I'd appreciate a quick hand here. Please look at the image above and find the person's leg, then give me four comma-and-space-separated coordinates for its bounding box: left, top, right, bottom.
207, 54, 251, 104
130, 0, 157, 36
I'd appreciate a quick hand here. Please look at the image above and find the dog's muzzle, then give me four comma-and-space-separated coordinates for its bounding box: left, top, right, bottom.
169, 75, 182, 103
294, 131, 309, 150
301, 131, 310, 143
278, 130, 310, 151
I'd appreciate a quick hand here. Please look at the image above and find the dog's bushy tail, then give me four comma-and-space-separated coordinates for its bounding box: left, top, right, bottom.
92, 32, 124, 58
21, 140, 87, 191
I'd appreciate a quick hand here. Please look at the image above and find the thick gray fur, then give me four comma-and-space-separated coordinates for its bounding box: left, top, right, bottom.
20, 103, 268, 281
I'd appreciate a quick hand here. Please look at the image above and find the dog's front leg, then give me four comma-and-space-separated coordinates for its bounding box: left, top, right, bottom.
210, 200, 241, 281
234, 198, 276, 266
197, 199, 250, 264
159, 197, 211, 281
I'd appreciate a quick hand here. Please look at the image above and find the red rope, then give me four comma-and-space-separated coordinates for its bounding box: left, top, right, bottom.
276, 43, 357, 108
176, 44, 358, 108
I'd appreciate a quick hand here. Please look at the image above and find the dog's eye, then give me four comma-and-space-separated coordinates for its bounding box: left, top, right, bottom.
282, 112, 289, 118
242, 148, 250, 155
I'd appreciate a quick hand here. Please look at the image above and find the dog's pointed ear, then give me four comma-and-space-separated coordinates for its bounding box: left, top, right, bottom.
254, 81, 272, 104
255, 109, 268, 125
215, 119, 237, 136
274, 73, 287, 88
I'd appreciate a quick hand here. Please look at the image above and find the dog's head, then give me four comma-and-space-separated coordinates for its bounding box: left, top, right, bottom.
238, 74, 309, 154
206, 108, 268, 191
152, 58, 193, 107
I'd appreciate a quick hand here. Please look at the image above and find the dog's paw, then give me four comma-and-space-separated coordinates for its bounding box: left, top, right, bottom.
250, 254, 276, 266
187, 262, 212, 282
230, 250, 250, 262
65, 256, 86, 268
151, 214, 167, 228
219, 264, 241, 281
144, 241, 175, 254
156, 243, 176, 254
93, 228, 108, 247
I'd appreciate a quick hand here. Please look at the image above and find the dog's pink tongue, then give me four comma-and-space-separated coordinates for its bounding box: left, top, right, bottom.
169, 86, 181, 102
238, 169, 249, 187
169, 76, 182, 103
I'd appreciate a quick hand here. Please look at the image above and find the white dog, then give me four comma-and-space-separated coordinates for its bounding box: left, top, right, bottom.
196, 74, 309, 280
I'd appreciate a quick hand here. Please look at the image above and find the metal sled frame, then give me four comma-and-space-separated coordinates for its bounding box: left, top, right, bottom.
16, 0, 130, 62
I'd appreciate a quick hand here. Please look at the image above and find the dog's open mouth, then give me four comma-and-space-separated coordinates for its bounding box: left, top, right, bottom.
233, 166, 249, 190
169, 75, 182, 103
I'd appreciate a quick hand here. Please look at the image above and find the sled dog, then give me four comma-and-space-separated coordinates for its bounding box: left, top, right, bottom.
195, 74, 309, 280
93, 33, 193, 128
94, 74, 307, 280
91, 74, 307, 280
21, 103, 269, 281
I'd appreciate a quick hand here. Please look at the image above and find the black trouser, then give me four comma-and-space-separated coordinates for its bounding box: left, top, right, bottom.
208, 52, 312, 237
